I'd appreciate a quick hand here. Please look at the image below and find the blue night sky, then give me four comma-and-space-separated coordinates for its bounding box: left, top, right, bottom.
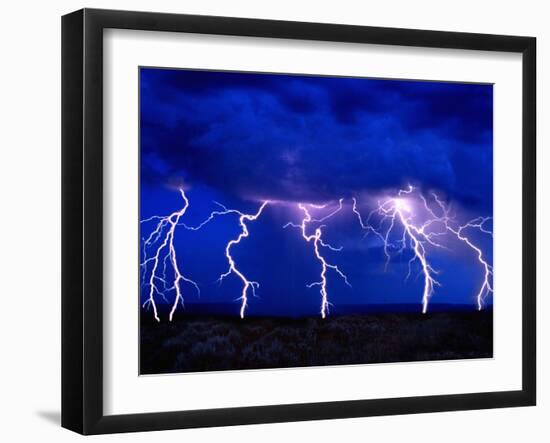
140, 67, 493, 318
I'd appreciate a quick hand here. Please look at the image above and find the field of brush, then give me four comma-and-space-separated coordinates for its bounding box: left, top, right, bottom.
140, 308, 493, 374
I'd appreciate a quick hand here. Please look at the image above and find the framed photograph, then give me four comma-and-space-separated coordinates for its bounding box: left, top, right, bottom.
62, 8, 536, 435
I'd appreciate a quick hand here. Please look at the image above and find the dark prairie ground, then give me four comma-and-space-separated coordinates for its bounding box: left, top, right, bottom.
140, 310, 493, 374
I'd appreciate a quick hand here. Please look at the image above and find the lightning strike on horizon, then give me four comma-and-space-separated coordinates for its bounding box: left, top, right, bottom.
422, 194, 493, 311
140, 187, 492, 319
448, 220, 493, 310
218, 201, 270, 318
358, 185, 444, 314
140, 188, 200, 322
284, 201, 351, 318
356, 186, 493, 312
183, 200, 270, 318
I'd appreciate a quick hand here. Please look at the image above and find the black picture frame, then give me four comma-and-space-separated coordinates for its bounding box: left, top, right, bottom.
62, 8, 536, 435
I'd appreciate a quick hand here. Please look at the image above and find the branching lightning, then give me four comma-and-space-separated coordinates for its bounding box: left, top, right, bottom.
447, 219, 493, 310
284, 200, 351, 318
141, 187, 492, 320
423, 194, 493, 310
182, 200, 270, 318
217, 202, 270, 318
354, 185, 493, 313
420, 193, 493, 311
361, 186, 442, 313
140, 188, 200, 322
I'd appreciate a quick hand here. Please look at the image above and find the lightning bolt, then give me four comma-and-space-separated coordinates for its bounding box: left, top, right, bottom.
375, 186, 442, 313
141, 187, 492, 320
356, 185, 493, 312
284, 200, 351, 318
182, 200, 270, 318
423, 194, 493, 310
140, 188, 200, 322
448, 219, 493, 310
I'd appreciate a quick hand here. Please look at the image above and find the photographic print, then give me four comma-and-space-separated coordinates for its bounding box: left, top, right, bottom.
139, 68, 493, 375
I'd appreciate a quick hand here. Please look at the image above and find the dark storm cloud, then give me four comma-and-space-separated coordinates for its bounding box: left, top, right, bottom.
140, 68, 493, 211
